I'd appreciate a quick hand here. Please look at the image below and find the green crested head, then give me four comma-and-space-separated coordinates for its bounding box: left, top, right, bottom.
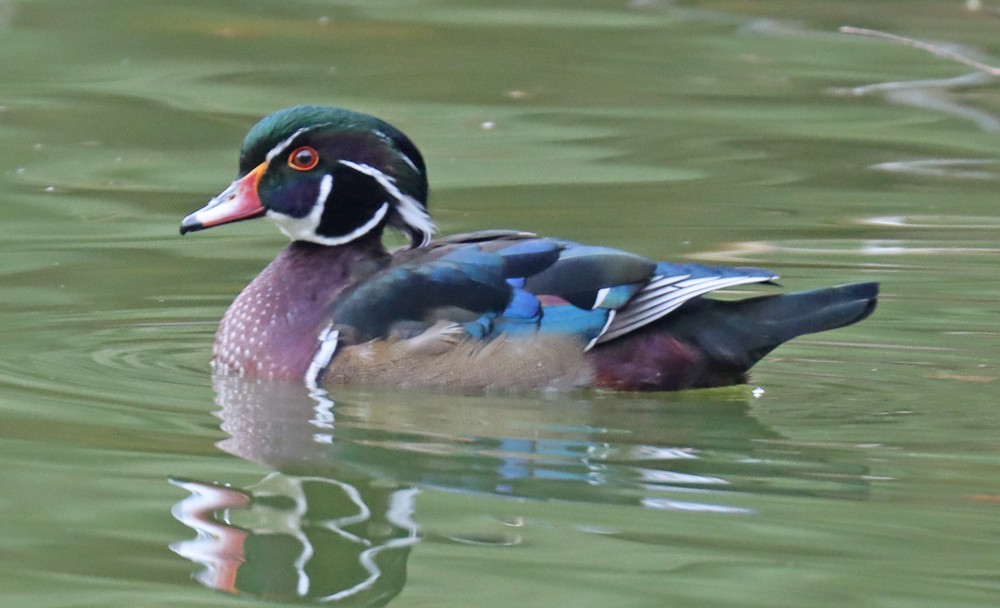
182, 105, 435, 247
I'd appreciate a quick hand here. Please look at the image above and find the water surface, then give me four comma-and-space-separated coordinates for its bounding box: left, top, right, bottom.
1, 1, 998, 606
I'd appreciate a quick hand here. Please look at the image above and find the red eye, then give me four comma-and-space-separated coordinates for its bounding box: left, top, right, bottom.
288, 146, 319, 171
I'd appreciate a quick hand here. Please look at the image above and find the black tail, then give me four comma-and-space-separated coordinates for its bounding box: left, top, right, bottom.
667, 282, 879, 380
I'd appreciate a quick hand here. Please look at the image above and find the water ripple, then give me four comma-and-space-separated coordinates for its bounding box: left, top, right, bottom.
861, 214, 1000, 229
872, 158, 1000, 180
0, 305, 215, 411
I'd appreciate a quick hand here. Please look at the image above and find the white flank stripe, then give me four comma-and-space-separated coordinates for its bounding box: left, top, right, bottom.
306, 325, 340, 390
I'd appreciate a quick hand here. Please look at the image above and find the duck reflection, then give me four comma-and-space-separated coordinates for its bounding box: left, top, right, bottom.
172, 377, 870, 603
171, 473, 417, 604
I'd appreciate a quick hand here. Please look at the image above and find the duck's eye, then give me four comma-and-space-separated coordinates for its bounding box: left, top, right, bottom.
288, 146, 319, 171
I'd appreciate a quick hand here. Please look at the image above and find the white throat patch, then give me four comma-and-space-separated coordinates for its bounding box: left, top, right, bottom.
265, 173, 390, 246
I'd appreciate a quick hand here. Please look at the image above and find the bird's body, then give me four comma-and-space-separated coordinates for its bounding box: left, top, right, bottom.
182, 105, 877, 392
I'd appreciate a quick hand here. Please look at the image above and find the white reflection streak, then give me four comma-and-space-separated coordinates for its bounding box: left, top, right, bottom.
317, 487, 420, 603
629, 445, 699, 461
872, 158, 998, 180
863, 214, 1000, 229
635, 469, 728, 485
309, 388, 335, 444
641, 497, 754, 514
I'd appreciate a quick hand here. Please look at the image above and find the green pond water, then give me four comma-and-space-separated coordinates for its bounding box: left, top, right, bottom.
2, 1, 998, 606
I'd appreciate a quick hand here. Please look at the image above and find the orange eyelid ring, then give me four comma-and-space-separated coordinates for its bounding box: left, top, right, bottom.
288, 146, 320, 171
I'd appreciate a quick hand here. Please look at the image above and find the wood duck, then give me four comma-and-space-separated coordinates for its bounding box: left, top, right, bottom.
181, 105, 878, 392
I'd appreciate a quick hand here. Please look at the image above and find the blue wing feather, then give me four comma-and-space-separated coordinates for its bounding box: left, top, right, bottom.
332, 234, 778, 348
536, 304, 610, 342
495, 239, 563, 277
524, 243, 656, 309
503, 286, 543, 321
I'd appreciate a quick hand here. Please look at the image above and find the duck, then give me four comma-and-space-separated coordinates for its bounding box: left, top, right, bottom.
181, 105, 878, 392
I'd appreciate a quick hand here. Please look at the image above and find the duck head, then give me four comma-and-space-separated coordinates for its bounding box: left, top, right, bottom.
181, 105, 435, 247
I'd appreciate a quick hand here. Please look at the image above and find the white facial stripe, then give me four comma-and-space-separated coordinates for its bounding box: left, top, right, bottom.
264, 169, 390, 246
369, 127, 419, 172
339, 159, 395, 185
399, 152, 419, 173
338, 160, 436, 246
321, 201, 390, 245
265, 127, 313, 163
316, 172, 333, 207
394, 192, 436, 247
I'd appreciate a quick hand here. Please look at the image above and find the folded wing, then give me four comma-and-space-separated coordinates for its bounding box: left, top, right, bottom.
329, 232, 778, 349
